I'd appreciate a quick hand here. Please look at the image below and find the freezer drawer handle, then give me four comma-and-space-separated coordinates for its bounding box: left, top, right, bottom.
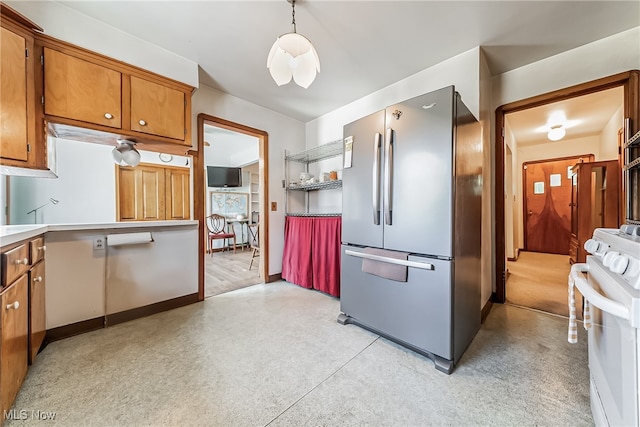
345, 249, 434, 270
372, 132, 382, 225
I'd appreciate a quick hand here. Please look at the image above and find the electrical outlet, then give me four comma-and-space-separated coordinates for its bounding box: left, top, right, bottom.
271, 201, 277, 211
93, 237, 105, 250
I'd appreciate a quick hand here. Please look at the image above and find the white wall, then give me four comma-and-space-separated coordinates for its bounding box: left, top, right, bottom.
6, 1, 198, 88
600, 106, 624, 161
490, 26, 639, 292
9, 138, 190, 225
493, 28, 640, 108
192, 84, 306, 277
306, 48, 481, 149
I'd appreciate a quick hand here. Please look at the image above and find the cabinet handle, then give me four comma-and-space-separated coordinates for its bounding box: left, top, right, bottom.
6, 301, 19, 310
15, 257, 29, 265
104, 113, 114, 119
38, 245, 46, 252
138, 119, 147, 126
33, 276, 43, 283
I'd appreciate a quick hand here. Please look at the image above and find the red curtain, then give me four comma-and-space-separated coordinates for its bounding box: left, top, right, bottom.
281, 216, 314, 289
312, 217, 341, 297
282, 216, 342, 297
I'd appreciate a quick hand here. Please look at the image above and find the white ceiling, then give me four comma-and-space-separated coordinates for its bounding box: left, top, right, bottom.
506, 87, 624, 147
204, 125, 259, 167
55, 0, 640, 123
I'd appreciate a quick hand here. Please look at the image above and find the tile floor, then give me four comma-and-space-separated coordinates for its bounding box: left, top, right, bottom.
8, 282, 592, 426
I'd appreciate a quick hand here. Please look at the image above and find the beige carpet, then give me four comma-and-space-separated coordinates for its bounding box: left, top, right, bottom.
506, 251, 582, 318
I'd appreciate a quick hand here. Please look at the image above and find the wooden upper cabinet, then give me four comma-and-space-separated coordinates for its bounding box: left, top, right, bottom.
44, 47, 122, 128
39, 36, 193, 149
0, 27, 28, 162
0, 4, 42, 169
130, 76, 185, 140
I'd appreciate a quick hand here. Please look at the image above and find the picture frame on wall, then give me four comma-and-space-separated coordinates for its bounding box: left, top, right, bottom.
209, 191, 249, 219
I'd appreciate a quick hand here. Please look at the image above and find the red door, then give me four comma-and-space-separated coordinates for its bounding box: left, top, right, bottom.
523, 155, 593, 254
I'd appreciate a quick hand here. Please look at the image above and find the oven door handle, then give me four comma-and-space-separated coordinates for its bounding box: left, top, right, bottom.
571, 264, 630, 321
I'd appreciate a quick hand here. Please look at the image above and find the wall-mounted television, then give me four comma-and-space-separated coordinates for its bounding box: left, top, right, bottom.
207, 166, 242, 188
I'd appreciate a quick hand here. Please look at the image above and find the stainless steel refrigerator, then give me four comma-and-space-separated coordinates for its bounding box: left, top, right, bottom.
338, 86, 482, 374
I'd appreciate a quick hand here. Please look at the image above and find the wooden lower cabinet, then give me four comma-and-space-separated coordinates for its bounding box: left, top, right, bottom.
1, 275, 28, 418
0, 234, 46, 421
117, 163, 190, 221
28, 261, 46, 364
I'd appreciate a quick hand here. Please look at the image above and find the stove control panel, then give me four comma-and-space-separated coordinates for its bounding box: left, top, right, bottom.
588, 227, 640, 290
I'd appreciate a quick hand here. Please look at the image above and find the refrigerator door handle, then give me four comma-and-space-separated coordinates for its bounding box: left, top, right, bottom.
372, 132, 382, 225
345, 249, 434, 270
384, 127, 394, 225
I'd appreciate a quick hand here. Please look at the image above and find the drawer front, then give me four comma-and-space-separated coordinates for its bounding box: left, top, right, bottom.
2, 244, 29, 287
30, 236, 46, 265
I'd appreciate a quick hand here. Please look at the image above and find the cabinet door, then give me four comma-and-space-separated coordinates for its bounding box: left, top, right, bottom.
130, 76, 185, 140
117, 164, 166, 221
44, 47, 122, 128
165, 167, 190, 220
1, 275, 28, 416
117, 167, 138, 221
28, 261, 45, 364
138, 165, 166, 220
0, 27, 28, 162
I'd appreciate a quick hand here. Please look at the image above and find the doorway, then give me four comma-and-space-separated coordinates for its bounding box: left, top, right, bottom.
495, 70, 640, 313
195, 114, 269, 301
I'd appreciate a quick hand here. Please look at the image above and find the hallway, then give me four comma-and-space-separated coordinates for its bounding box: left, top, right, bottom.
506, 251, 577, 317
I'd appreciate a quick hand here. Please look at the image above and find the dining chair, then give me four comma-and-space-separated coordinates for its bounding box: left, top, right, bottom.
206, 214, 236, 256
249, 222, 260, 270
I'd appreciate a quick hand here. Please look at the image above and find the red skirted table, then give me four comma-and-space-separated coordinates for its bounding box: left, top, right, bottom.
281, 215, 341, 297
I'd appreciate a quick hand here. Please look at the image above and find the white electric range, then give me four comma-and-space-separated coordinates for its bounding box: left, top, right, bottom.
570, 225, 640, 426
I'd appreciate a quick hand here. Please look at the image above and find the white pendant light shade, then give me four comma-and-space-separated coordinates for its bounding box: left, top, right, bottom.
267, 33, 320, 89
267, 0, 320, 89
267, 38, 294, 86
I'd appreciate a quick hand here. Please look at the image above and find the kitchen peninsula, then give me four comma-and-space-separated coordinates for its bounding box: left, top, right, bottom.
0, 220, 198, 417
1, 220, 198, 334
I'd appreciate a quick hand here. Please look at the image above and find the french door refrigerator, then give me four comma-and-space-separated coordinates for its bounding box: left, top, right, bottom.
338, 86, 482, 374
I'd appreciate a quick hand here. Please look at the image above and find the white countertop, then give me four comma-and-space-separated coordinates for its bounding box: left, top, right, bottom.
0, 221, 198, 247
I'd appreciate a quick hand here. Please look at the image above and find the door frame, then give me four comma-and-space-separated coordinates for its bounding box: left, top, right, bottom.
521, 154, 593, 252
193, 113, 270, 301
494, 70, 640, 303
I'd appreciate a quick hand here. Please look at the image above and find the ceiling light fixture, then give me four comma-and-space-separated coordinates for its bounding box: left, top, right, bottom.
267, 0, 320, 89
547, 124, 566, 141
112, 139, 141, 167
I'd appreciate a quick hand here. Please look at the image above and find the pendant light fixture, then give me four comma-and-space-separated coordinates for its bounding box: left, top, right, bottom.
267, 0, 320, 89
